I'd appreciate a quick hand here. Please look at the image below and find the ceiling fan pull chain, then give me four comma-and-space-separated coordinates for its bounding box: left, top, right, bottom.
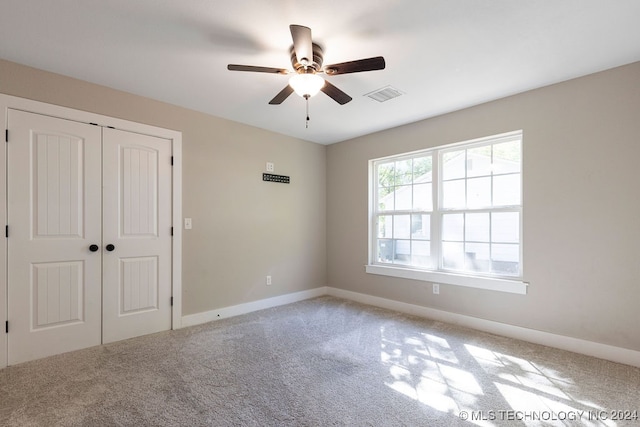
305, 94, 310, 128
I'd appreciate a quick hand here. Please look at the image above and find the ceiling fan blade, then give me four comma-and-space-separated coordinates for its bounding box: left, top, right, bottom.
269, 85, 295, 105
290, 25, 313, 66
321, 81, 352, 105
324, 56, 386, 75
228, 64, 288, 74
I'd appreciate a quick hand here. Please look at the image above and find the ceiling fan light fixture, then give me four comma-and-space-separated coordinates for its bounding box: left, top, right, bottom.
289, 73, 325, 98
227, 25, 385, 106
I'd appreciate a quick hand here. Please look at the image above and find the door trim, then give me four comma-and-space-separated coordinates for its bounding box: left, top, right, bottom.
0, 94, 183, 368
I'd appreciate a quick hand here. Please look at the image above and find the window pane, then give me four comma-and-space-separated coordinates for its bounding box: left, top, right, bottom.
491, 243, 520, 275
377, 215, 393, 239
442, 150, 465, 180
377, 162, 395, 188
465, 242, 490, 273
395, 240, 411, 262
493, 174, 520, 206
465, 213, 490, 242
395, 185, 412, 210
493, 141, 521, 174
377, 239, 393, 263
411, 214, 430, 240
413, 156, 433, 182
492, 212, 520, 243
492, 243, 519, 262
467, 146, 492, 177
413, 183, 432, 211
393, 215, 411, 239
378, 187, 394, 211
442, 180, 465, 209
442, 242, 464, 269
395, 159, 413, 185
442, 214, 464, 241
467, 177, 491, 208
412, 240, 431, 267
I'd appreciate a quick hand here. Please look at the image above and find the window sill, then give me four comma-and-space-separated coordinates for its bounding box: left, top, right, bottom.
365, 264, 528, 295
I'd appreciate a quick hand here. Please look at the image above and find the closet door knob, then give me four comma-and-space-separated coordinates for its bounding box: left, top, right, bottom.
106, 244, 115, 252
89, 244, 99, 252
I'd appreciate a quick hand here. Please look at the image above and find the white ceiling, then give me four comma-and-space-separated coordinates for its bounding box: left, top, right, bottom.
2, 1, 640, 145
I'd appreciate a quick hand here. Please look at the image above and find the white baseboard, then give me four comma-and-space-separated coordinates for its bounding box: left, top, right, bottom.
181, 287, 328, 328
326, 287, 640, 368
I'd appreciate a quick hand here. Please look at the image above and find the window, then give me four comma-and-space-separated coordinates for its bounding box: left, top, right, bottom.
368, 131, 526, 294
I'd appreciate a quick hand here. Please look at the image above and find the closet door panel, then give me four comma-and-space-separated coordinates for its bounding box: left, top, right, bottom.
7, 110, 102, 365
102, 127, 172, 343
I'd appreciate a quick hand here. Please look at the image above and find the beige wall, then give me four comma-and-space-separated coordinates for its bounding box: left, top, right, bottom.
327, 62, 640, 352
0, 59, 327, 316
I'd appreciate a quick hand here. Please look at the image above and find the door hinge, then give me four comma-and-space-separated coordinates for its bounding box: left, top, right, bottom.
5, 321, 8, 334
5, 225, 8, 238
170, 156, 174, 166
5, 129, 8, 143
170, 297, 174, 306
171, 227, 173, 236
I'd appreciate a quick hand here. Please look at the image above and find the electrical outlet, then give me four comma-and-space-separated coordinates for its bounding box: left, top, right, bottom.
433, 283, 440, 295
266, 275, 272, 286
266, 162, 274, 172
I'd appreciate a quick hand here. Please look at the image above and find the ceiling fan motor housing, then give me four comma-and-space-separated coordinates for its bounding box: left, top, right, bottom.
290, 43, 324, 73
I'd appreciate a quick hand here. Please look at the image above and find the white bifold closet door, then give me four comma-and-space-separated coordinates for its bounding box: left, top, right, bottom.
101, 127, 172, 344
7, 110, 172, 365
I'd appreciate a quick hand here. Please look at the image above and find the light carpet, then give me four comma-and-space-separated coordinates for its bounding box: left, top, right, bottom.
1, 296, 639, 426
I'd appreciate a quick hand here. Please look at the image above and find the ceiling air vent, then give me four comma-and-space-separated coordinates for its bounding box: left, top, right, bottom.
365, 85, 404, 102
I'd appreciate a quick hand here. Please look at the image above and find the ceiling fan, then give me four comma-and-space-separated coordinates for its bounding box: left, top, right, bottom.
227, 24, 386, 106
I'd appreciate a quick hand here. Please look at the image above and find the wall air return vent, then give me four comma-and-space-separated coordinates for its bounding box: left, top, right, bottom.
365, 86, 404, 102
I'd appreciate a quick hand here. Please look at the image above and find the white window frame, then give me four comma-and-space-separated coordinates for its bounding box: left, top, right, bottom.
366, 131, 528, 294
